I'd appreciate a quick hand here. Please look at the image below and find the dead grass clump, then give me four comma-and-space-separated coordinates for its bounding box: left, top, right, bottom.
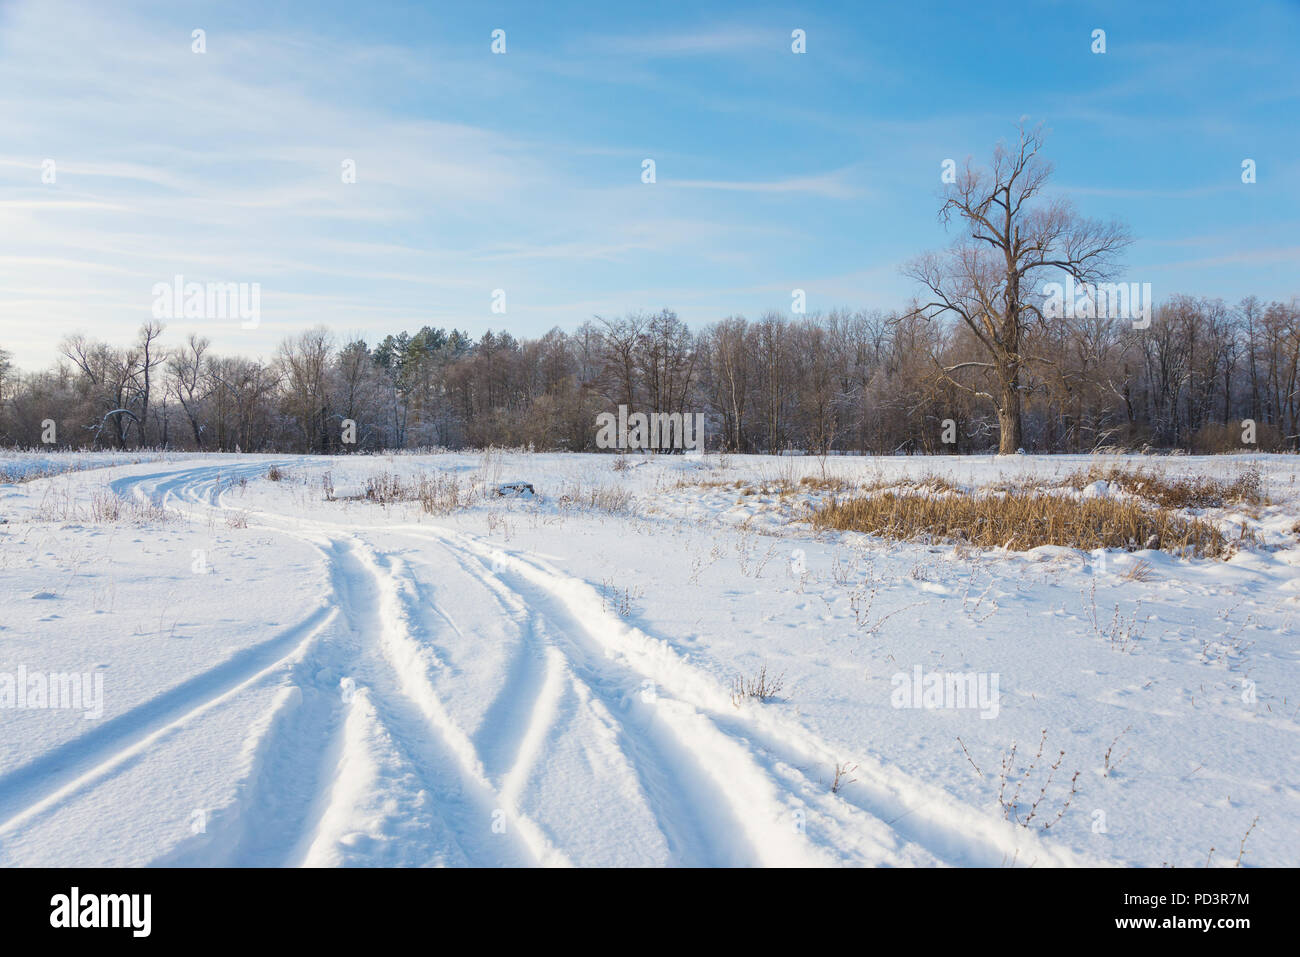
361, 471, 469, 514
266, 465, 284, 482
810, 489, 1234, 558
797, 475, 851, 492
556, 481, 632, 514
1122, 558, 1156, 582
418, 474, 469, 515
903, 473, 961, 495
363, 472, 408, 504
89, 487, 122, 523
35, 486, 172, 525
1068, 464, 1264, 509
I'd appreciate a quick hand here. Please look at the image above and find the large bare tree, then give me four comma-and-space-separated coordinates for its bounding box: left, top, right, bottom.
906, 124, 1131, 453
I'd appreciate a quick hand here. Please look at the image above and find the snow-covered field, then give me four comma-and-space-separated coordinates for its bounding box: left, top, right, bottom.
0, 450, 1296, 867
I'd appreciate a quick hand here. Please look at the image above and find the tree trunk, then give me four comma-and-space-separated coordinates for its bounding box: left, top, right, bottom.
996, 371, 1023, 454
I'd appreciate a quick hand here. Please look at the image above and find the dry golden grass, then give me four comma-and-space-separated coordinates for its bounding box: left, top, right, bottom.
797, 475, 852, 492
1066, 464, 1264, 509
1122, 558, 1157, 582
809, 489, 1236, 557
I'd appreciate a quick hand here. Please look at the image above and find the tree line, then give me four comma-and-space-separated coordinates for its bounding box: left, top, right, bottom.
0, 293, 1296, 455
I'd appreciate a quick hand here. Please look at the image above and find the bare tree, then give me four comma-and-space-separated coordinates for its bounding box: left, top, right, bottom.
135, 321, 166, 447
906, 124, 1131, 453
277, 327, 334, 452
61, 334, 142, 447
167, 333, 210, 449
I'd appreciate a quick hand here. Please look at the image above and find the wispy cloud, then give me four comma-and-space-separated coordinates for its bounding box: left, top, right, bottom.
585, 26, 775, 57
668, 169, 867, 199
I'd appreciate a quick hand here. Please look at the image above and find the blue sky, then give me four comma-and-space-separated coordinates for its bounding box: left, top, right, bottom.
1, 0, 1297, 367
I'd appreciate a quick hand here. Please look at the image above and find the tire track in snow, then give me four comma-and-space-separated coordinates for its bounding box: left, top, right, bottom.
0, 604, 336, 843
105, 464, 562, 866
151, 646, 351, 866
415, 532, 835, 866
313, 537, 565, 866
407, 526, 1093, 867
403, 546, 714, 865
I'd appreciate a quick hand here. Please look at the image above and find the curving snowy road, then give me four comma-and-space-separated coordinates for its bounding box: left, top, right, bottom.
0, 460, 1097, 867
7, 452, 1296, 867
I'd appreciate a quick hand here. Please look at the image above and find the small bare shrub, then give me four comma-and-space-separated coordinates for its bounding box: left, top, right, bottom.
1085, 581, 1146, 652
89, 488, 122, 523
477, 447, 504, 491
363, 472, 405, 503
1103, 726, 1133, 777
359, 471, 469, 514
599, 576, 644, 617
1236, 816, 1260, 866
266, 465, 284, 482
730, 664, 785, 705
556, 481, 632, 514
997, 729, 1080, 830
831, 761, 857, 794
418, 474, 468, 515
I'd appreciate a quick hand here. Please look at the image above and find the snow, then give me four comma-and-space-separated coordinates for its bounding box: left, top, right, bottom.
0, 450, 1296, 867
1081, 479, 1111, 500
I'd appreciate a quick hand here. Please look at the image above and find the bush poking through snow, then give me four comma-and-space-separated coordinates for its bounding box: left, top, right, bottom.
831, 761, 858, 794
997, 729, 1081, 830
360, 471, 470, 514
1085, 580, 1147, 652
34, 485, 171, 525
599, 577, 643, 617
555, 481, 632, 515
1236, 816, 1261, 867
419, 475, 470, 515
1103, 726, 1134, 778
731, 664, 785, 706
89, 488, 121, 523
266, 466, 284, 482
